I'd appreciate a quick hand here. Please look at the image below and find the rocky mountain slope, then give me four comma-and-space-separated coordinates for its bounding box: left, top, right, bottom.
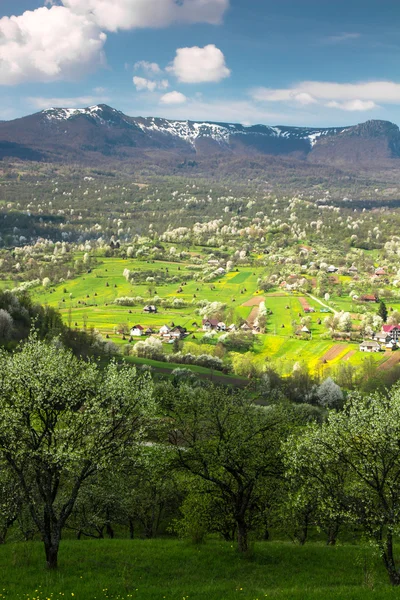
0, 104, 399, 167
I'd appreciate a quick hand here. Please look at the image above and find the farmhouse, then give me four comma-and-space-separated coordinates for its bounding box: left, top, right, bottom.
169, 326, 187, 340
145, 328, 154, 336
241, 322, 252, 332
202, 319, 219, 331
130, 325, 144, 337
143, 305, 157, 313
159, 325, 171, 336
374, 332, 391, 344
382, 325, 400, 341
327, 265, 338, 273
360, 340, 381, 353
360, 294, 378, 303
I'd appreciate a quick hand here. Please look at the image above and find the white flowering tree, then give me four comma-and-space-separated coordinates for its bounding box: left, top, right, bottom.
285, 389, 400, 585
0, 335, 153, 569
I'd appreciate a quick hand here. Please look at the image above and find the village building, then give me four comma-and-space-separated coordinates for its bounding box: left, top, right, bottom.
360, 294, 378, 303
159, 325, 171, 336
382, 325, 400, 342
143, 305, 157, 313
202, 319, 219, 331
130, 325, 144, 337
360, 340, 381, 353
169, 326, 187, 340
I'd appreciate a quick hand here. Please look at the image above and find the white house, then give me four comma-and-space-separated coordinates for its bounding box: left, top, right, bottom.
360, 340, 381, 353
159, 325, 171, 336
130, 325, 144, 337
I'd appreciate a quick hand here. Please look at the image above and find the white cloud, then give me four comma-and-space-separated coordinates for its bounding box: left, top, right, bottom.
134, 61, 162, 75
167, 44, 230, 83
61, 0, 229, 32
28, 95, 110, 110
252, 81, 400, 106
160, 91, 187, 105
323, 32, 361, 44
0, 6, 106, 85
133, 76, 169, 91
326, 99, 378, 111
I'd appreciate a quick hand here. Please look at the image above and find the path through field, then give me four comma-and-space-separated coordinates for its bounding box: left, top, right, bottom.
242, 296, 265, 307
307, 294, 338, 314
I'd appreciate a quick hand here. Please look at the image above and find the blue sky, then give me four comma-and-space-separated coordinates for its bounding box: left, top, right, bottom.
1, 0, 400, 126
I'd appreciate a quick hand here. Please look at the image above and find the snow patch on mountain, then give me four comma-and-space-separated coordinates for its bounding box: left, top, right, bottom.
40, 104, 349, 149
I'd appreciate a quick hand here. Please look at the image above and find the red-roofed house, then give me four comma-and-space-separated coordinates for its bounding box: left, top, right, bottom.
130, 325, 144, 337
382, 325, 400, 341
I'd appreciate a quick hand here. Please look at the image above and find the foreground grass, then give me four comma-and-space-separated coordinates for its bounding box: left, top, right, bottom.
0, 538, 398, 599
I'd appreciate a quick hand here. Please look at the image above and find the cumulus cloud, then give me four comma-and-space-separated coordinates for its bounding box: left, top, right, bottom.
28, 95, 110, 109
167, 44, 230, 83
133, 76, 169, 91
160, 91, 187, 105
252, 80, 400, 108
326, 99, 378, 111
0, 6, 106, 85
134, 61, 162, 75
61, 0, 229, 32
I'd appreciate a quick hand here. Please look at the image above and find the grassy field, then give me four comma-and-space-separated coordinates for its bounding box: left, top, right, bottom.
0, 538, 396, 600
24, 255, 395, 376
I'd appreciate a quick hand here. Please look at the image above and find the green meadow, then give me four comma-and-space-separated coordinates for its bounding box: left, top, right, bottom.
28, 254, 390, 376
0, 538, 396, 600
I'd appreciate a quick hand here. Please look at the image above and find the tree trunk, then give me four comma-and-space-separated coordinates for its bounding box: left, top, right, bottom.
237, 520, 248, 553
326, 521, 340, 546
45, 541, 59, 570
382, 533, 400, 586
106, 523, 114, 539
129, 520, 134, 540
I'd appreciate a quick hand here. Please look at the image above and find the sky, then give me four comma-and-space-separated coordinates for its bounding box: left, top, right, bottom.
1, 0, 400, 126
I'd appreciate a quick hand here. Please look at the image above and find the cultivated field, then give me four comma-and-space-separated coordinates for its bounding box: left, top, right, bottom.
29, 254, 390, 376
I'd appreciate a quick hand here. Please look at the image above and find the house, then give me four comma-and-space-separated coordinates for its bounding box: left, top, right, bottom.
145, 328, 154, 336
228, 324, 237, 332
360, 294, 378, 303
386, 339, 398, 350
374, 332, 391, 344
159, 325, 171, 336
202, 318, 219, 331
360, 340, 381, 353
382, 325, 400, 341
217, 322, 226, 332
130, 325, 144, 337
348, 265, 358, 274
375, 268, 385, 276
143, 305, 157, 314
241, 322, 252, 332
327, 265, 338, 273
169, 326, 187, 340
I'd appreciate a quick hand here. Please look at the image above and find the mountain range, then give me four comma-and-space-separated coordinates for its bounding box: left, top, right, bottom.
1, 104, 400, 168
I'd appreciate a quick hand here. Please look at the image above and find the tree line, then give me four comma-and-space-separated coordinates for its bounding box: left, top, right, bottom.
2, 335, 400, 587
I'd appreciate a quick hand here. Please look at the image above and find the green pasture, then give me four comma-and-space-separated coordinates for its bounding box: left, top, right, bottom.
24, 256, 397, 374
0, 538, 395, 600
